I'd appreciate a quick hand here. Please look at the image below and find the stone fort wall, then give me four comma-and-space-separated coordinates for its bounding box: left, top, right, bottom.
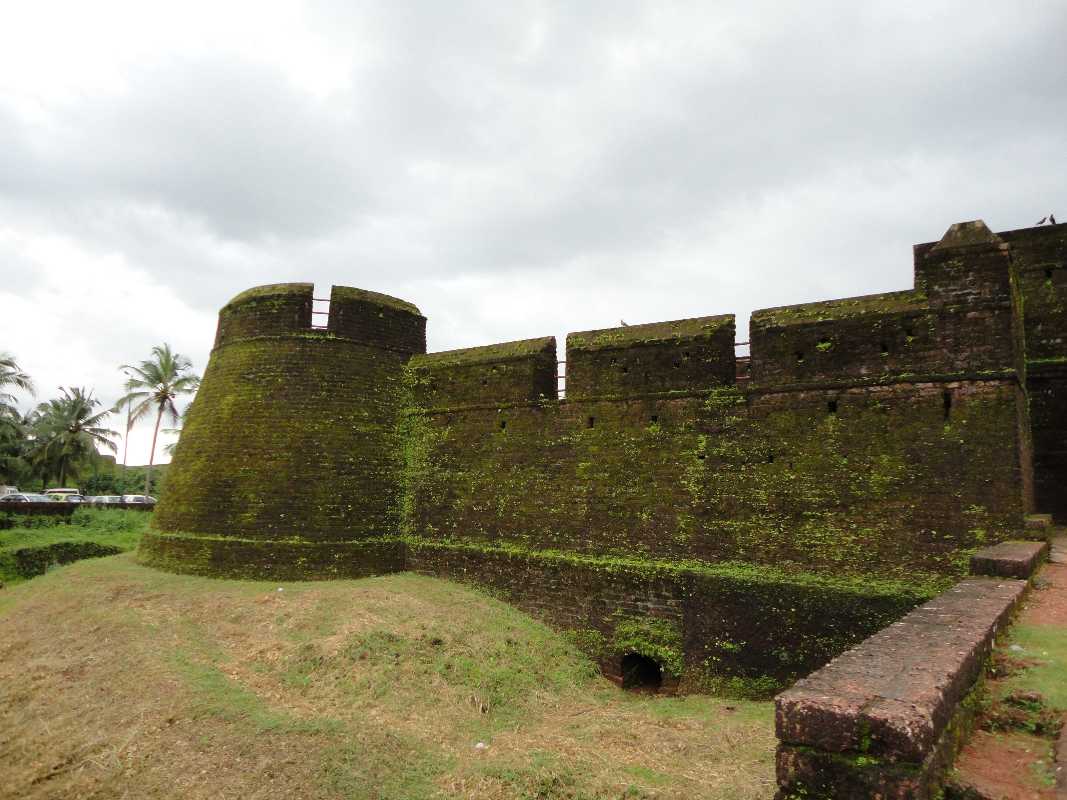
140, 219, 1066, 693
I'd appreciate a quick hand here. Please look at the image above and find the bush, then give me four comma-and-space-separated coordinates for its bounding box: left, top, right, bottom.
0, 509, 75, 530
12, 541, 124, 578
70, 507, 151, 533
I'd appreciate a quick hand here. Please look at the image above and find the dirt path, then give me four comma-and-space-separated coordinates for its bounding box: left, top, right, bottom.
951, 533, 1067, 800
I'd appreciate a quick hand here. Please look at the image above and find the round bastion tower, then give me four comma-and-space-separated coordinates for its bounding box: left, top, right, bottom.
139, 283, 425, 579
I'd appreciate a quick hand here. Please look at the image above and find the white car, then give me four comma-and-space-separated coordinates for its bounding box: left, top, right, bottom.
44, 488, 81, 499
121, 495, 157, 505
89, 495, 125, 505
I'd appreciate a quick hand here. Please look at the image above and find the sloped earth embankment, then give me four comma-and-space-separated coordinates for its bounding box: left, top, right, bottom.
0, 554, 776, 800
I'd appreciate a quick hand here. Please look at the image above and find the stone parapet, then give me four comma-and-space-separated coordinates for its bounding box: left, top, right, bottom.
775, 577, 1027, 798
970, 540, 1048, 579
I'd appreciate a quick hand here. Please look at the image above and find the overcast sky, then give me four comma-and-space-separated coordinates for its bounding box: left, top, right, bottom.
1, 0, 1065, 466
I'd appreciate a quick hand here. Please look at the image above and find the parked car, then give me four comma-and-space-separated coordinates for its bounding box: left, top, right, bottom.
44, 488, 82, 499
89, 495, 125, 505
63, 495, 87, 503
121, 495, 157, 505
0, 493, 55, 503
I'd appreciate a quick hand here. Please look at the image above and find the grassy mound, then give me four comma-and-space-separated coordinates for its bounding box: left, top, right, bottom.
0, 556, 774, 799
0, 508, 148, 584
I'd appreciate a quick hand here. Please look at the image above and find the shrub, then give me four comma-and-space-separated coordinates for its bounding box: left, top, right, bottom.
70, 507, 151, 533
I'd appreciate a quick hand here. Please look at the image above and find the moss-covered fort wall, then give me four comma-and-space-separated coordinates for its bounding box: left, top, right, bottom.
143, 220, 1066, 693
983, 225, 1066, 521
141, 282, 426, 578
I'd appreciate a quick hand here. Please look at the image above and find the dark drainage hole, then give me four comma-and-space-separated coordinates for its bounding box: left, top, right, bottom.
621, 653, 663, 692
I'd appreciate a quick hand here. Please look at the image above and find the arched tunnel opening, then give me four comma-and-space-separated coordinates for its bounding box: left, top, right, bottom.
621, 653, 663, 691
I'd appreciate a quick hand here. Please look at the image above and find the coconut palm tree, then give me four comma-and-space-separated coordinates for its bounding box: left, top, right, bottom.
162, 401, 193, 459
116, 344, 200, 496
29, 387, 119, 487
0, 354, 34, 484
0, 408, 30, 483
0, 352, 34, 417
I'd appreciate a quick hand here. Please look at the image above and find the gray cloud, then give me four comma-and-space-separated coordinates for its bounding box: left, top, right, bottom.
1, 0, 1065, 461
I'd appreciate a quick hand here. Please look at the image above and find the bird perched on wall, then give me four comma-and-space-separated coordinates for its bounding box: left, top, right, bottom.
1037, 216, 1048, 225
620, 319, 629, 326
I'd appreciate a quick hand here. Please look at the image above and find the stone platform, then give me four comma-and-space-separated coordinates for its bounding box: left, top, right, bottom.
970, 540, 1049, 580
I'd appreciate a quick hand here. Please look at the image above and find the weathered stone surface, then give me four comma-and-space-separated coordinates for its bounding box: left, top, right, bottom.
929, 220, 1001, 252
1052, 536, 1067, 566
970, 540, 1048, 579
1026, 513, 1054, 531
776, 578, 1026, 763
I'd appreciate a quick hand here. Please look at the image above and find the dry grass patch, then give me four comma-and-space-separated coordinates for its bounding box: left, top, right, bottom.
0, 554, 775, 799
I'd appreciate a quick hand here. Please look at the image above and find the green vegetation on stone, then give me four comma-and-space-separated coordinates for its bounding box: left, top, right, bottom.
751, 289, 927, 328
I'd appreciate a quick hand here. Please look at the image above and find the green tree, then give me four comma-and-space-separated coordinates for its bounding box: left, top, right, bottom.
0, 409, 30, 484
162, 400, 193, 459
28, 387, 119, 487
84, 473, 122, 495
0, 353, 35, 484
0, 352, 35, 416
116, 344, 200, 496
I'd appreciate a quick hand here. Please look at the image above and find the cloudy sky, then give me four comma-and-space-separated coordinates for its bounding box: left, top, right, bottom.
1, 0, 1065, 465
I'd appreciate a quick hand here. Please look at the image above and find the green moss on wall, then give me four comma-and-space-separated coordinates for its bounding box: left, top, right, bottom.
752, 290, 927, 328
612, 616, 684, 676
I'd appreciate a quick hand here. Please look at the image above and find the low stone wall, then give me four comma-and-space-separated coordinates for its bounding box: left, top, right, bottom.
970, 540, 1048, 579
405, 539, 933, 694
774, 577, 1028, 799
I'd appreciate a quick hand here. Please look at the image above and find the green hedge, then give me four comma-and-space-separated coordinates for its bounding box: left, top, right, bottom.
8, 541, 124, 579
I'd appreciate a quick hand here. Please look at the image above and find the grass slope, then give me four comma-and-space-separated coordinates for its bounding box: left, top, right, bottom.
0, 508, 148, 584
0, 555, 775, 800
